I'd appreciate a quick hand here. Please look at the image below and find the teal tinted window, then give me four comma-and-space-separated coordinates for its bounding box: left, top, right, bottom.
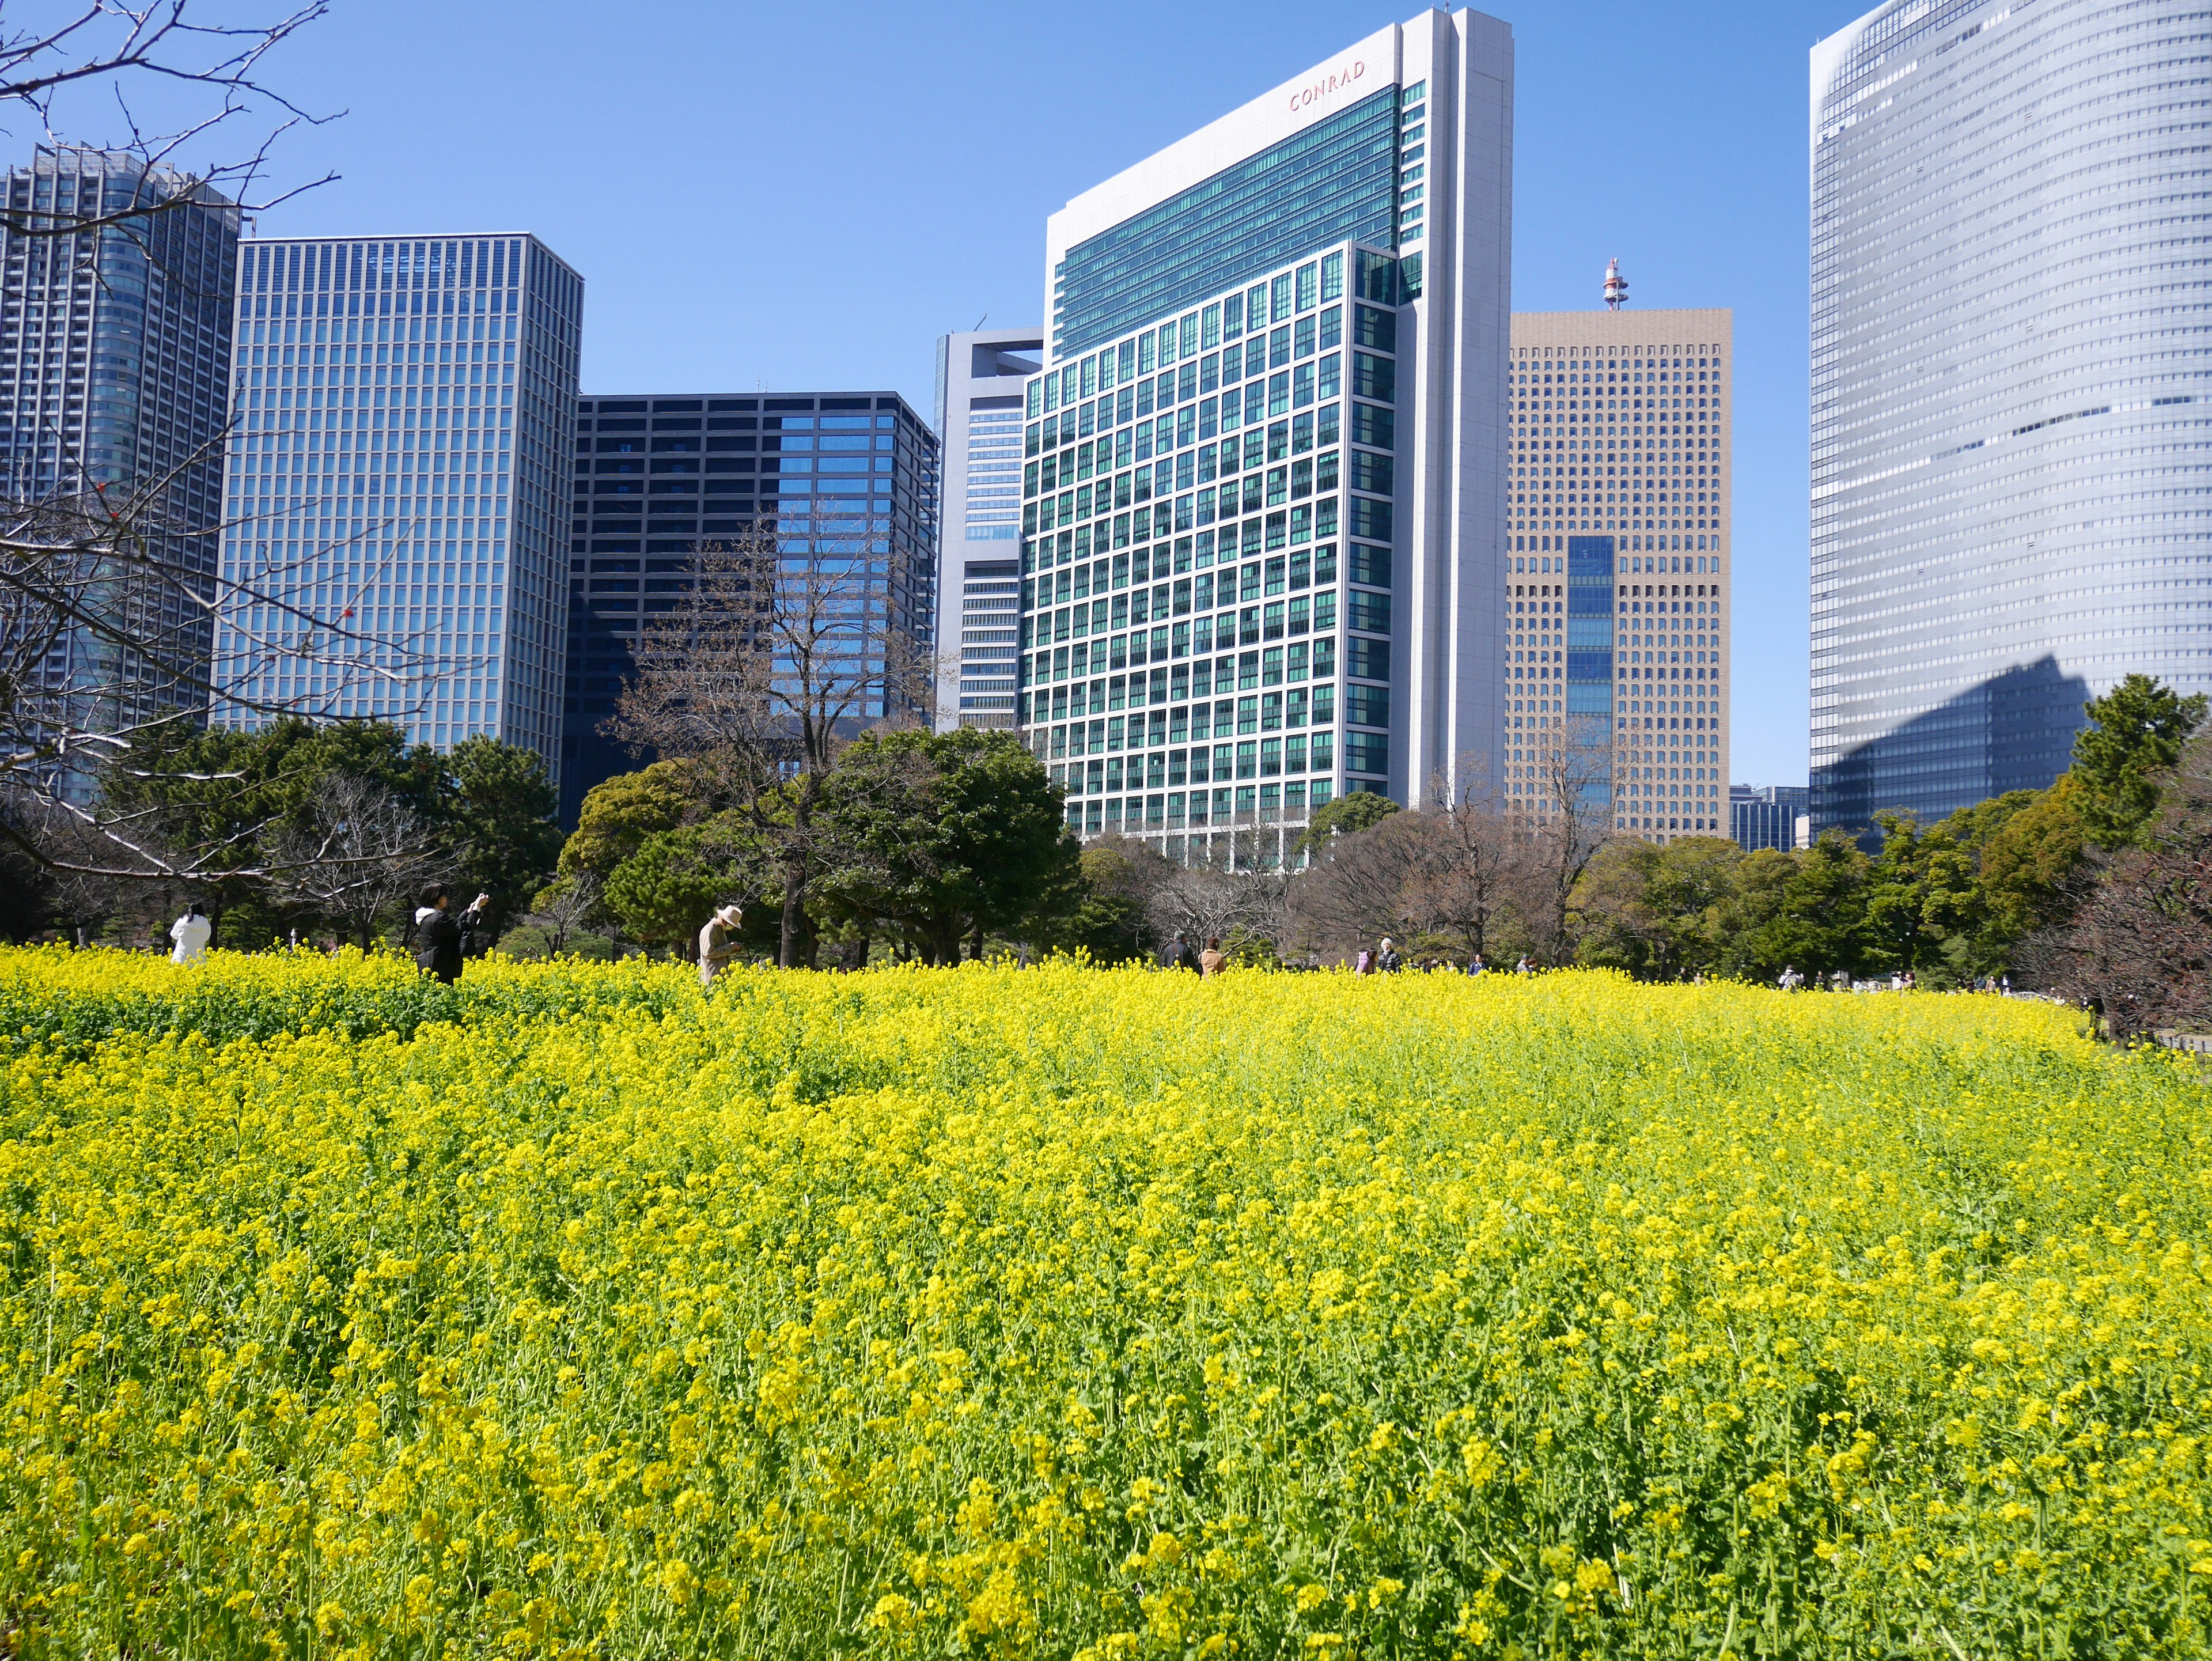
1053, 88, 1399, 357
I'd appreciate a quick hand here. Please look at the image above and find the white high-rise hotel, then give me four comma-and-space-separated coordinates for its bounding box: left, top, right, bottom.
1811, 0, 2212, 830
1018, 11, 1513, 862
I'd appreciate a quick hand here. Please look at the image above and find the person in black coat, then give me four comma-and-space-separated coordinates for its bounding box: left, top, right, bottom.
411, 883, 489, 984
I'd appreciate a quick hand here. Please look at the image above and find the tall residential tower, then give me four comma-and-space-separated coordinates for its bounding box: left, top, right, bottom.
1810, 0, 2212, 831
1506, 305, 1731, 840
934, 328, 1041, 731
211, 234, 582, 786
1018, 10, 1514, 865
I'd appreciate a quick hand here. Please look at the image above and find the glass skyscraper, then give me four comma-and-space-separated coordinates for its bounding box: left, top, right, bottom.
1810, 0, 2212, 831
1731, 784, 1808, 853
211, 234, 582, 787
562, 390, 941, 825
0, 147, 239, 750
1507, 305, 1732, 841
934, 328, 1041, 731
1020, 11, 1514, 865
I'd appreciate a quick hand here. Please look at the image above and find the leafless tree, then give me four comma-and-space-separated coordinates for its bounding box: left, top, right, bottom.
523, 870, 604, 955
0, 3, 466, 892
0, 445, 440, 880
1401, 755, 1521, 960
1145, 834, 1287, 954
271, 770, 442, 950
0, 2, 338, 248
1287, 757, 1529, 964
1286, 811, 1425, 960
611, 517, 937, 967
1510, 714, 1617, 965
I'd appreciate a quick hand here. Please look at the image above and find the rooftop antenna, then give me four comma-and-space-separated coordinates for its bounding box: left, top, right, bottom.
1604, 257, 1628, 311
971, 312, 988, 331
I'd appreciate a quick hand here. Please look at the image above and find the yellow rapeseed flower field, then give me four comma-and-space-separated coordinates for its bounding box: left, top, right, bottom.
1, 948, 2207, 1656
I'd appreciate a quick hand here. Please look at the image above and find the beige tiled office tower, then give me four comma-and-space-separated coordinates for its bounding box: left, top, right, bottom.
1504, 302, 1731, 842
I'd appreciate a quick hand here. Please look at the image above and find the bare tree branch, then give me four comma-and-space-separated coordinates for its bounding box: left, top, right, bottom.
0, 425, 453, 880
271, 769, 443, 949
1516, 714, 1618, 964
0, 1, 340, 248
611, 510, 937, 966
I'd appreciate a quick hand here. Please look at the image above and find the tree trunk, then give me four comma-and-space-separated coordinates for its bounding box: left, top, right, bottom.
778, 863, 806, 968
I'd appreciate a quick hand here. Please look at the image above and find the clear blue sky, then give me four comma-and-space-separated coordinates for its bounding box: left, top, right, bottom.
67, 0, 1855, 785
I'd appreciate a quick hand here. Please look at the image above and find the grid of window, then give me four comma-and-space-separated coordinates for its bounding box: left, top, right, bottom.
1052, 88, 1400, 359
1809, 0, 2212, 831
0, 147, 238, 764
1020, 245, 1407, 857
1503, 319, 1732, 839
210, 234, 582, 790
1731, 784, 1807, 853
964, 407, 1024, 531
561, 391, 940, 825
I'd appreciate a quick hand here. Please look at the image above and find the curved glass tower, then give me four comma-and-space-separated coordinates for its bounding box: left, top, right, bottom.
1810, 0, 2212, 831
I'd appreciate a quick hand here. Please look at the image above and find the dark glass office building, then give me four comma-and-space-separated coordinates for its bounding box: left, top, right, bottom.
560, 391, 941, 826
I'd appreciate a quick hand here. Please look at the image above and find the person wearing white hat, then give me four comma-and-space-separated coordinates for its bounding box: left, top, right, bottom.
698, 903, 744, 987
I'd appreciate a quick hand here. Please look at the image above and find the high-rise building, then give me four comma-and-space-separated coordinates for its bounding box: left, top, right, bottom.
211, 234, 582, 788
935, 328, 1042, 731
561, 390, 941, 825
1017, 11, 1513, 866
1731, 782, 1808, 853
1810, 0, 2212, 833
1506, 302, 1732, 841
0, 147, 239, 751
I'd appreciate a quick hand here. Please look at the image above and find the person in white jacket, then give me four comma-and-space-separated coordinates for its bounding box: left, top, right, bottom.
698, 903, 744, 986
169, 903, 212, 964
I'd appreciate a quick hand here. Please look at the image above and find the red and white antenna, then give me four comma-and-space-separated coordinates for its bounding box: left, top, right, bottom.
1603, 257, 1628, 311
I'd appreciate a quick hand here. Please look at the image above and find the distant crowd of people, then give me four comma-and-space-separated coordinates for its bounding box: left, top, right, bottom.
159, 892, 2012, 997
1776, 964, 2012, 994
1150, 931, 1541, 977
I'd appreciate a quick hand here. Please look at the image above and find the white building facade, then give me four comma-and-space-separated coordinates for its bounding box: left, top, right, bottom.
1810, 0, 2212, 831
1018, 10, 1514, 863
934, 328, 1041, 730
211, 234, 582, 788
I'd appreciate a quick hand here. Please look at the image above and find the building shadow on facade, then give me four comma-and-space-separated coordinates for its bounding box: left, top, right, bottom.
1813, 654, 2089, 843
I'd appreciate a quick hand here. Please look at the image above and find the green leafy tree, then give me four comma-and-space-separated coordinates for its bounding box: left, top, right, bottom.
602, 818, 757, 954
1976, 775, 2089, 943
1749, 831, 1872, 981
2072, 673, 2209, 849
1710, 848, 1802, 982
1573, 836, 1741, 980
559, 760, 703, 883
1861, 811, 1983, 981
1297, 790, 1400, 853
437, 736, 562, 928
817, 728, 1079, 962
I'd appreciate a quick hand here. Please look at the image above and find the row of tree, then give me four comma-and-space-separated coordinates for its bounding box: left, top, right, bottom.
1266, 674, 2204, 1036
6, 718, 563, 952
